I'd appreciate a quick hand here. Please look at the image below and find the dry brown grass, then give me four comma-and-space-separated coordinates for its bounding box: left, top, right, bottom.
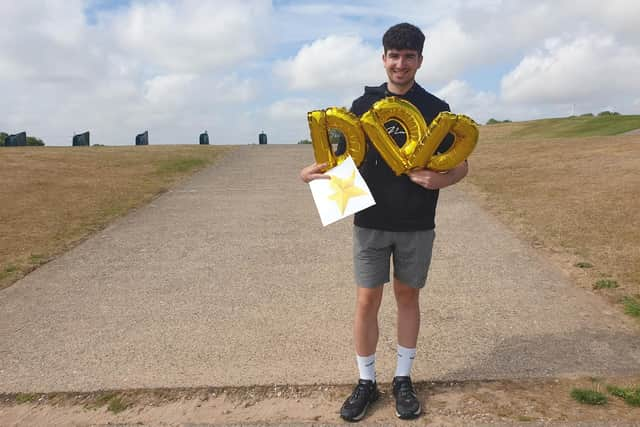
461, 124, 640, 304
0, 145, 228, 289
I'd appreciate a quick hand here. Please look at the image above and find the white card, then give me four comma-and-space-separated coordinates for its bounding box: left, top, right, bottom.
308, 156, 376, 226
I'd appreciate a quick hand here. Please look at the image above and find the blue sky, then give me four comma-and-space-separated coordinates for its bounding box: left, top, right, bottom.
1, 0, 639, 146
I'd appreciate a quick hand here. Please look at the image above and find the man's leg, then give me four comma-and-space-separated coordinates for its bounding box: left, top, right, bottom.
390, 228, 434, 420
354, 285, 384, 358
340, 285, 384, 422
393, 278, 420, 349
341, 226, 390, 422
391, 278, 422, 419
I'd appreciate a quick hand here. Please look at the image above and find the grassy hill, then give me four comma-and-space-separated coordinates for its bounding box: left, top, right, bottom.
484, 114, 640, 139
467, 114, 640, 322
0, 145, 228, 289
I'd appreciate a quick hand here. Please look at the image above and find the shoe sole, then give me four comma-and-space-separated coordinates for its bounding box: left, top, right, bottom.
340, 391, 379, 422
341, 401, 370, 422
395, 402, 421, 420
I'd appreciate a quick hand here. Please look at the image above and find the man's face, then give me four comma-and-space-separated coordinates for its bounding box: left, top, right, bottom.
382, 48, 423, 88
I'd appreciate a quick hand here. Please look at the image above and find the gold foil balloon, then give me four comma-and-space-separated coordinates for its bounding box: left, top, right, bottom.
426, 114, 479, 171
326, 108, 366, 166
370, 97, 428, 157
360, 108, 407, 175
307, 108, 366, 170
308, 98, 478, 175
410, 112, 458, 169
361, 97, 432, 175
307, 110, 333, 168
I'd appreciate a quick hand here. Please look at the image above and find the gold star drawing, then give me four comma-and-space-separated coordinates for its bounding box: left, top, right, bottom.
327, 170, 368, 214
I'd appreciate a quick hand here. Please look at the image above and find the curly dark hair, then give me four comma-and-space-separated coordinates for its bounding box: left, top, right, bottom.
382, 23, 425, 55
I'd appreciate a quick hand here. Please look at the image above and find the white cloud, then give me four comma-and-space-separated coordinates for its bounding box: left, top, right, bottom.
501, 35, 640, 105
435, 80, 497, 122
144, 74, 196, 105
274, 35, 384, 91
417, 19, 481, 84
0, 1, 100, 82
211, 75, 258, 104
109, 0, 272, 73
268, 98, 315, 120
1, 1, 640, 147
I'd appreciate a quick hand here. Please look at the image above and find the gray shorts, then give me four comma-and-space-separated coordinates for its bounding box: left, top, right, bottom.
353, 225, 436, 289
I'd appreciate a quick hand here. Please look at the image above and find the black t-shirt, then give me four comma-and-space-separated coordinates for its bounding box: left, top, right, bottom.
338, 82, 453, 231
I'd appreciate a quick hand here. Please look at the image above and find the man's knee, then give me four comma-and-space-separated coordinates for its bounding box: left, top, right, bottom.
394, 279, 420, 307
356, 287, 383, 314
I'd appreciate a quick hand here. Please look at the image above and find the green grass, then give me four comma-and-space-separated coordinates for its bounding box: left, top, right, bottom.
154, 157, 209, 176
593, 279, 618, 290
15, 393, 37, 404
93, 392, 117, 407
574, 262, 593, 269
85, 392, 128, 413
570, 388, 608, 405
107, 396, 128, 413
623, 296, 640, 318
607, 385, 640, 406
0, 264, 19, 280
29, 254, 46, 265
510, 115, 640, 138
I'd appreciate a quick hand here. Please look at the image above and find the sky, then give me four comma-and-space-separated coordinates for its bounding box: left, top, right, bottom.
1, 0, 639, 146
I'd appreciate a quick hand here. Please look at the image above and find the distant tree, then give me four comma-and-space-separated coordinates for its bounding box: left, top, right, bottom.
598, 111, 614, 116
502, 119, 512, 123
580, 113, 594, 117
297, 139, 312, 144
486, 118, 500, 125
0, 132, 7, 146
26, 136, 45, 146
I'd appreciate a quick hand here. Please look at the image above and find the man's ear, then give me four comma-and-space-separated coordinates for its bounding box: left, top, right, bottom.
417, 55, 424, 68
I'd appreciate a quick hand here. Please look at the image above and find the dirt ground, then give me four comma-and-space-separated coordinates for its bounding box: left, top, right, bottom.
2, 134, 639, 426
2, 377, 640, 426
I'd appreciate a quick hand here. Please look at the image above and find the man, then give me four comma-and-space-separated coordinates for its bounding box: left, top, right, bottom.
300, 23, 468, 421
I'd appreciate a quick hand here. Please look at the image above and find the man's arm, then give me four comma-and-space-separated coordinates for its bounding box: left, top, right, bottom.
407, 160, 468, 190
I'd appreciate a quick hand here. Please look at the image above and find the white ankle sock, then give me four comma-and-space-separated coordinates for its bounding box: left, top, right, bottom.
356, 354, 376, 382
394, 345, 416, 377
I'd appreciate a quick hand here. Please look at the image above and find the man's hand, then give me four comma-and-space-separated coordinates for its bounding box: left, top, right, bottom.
300, 162, 331, 183
408, 160, 469, 190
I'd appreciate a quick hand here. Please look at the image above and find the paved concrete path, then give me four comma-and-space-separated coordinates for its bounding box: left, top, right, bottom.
1, 145, 639, 393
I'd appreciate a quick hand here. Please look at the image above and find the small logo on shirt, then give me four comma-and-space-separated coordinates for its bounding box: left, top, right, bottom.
385, 120, 407, 147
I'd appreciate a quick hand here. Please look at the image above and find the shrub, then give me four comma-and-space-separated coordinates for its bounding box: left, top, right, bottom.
297, 139, 312, 144
571, 388, 607, 405
26, 136, 45, 146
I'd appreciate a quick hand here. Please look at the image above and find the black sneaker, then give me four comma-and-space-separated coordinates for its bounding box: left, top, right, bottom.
392, 376, 421, 419
340, 379, 379, 422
